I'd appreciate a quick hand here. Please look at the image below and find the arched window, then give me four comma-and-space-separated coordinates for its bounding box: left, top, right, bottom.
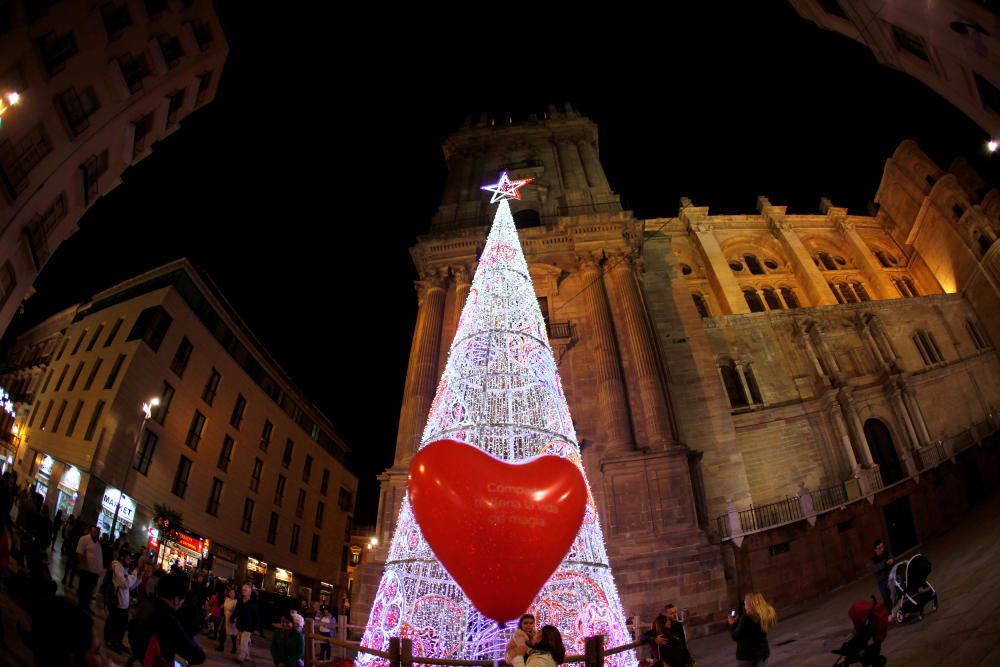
744, 254, 765, 275
762, 288, 783, 310
719, 361, 764, 409
873, 249, 892, 268
720, 364, 747, 408
743, 289, 765, 313
912, 330, 943, 365
903, 277, 920, 297
780, 287, 800, 308
893, 278, 912, 298
976, 232, 993, 256
829, 283, 845, 304
838, 283, 859, 304
818, 252, 837, 270
513, 209, 541, 228
852, 282, 871, 302
966, 319, 988, 350
692, 293, 710, 318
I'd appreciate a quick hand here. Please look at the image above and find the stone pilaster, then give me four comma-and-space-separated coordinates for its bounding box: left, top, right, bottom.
577, 253, 634, 453
683, 214, 749, 315
576, 140, 611, 191
604, 254, 675, 449
393, 270, 447, 467
766, 212, 839, 307
834, 216, 899, 300
556, 138, 588, 191
838, 388, 875, 467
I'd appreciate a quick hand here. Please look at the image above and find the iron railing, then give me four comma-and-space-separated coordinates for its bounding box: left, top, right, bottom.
715, 482, 848, 539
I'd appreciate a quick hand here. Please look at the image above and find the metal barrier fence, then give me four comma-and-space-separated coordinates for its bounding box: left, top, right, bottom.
301, 620, 643, 667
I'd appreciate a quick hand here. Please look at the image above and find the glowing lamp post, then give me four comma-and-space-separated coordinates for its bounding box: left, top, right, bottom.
988, 140, 998, 154
109, 397, 159, 540
0, 91, 22, 129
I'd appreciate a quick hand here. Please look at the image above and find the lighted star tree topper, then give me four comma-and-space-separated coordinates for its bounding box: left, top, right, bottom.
359, 173, 636, 666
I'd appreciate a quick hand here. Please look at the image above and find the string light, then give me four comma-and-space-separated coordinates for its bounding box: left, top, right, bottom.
360, 197, 635, 667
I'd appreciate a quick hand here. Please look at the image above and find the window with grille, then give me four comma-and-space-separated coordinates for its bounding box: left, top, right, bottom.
154, 381, 174, 425
275, 475, 286, 506
230, 394, 246, 429
251, 458, 263, 492
170, 337, 194, 378
0, 124, 53, 199
134, 429, 158, 474
84, 401, 105, 440
217, 435, 235, 472
185, 410, 206, 450
172, 456, 192, 498
58, 87, 99, 137
206, 478, 223, 516
240, 498, 254, 533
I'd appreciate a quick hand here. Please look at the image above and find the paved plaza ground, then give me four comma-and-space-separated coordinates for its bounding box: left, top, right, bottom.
3, 488, 1000, 666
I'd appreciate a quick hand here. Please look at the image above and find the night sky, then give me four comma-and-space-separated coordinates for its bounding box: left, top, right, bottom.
5, 4, 998, 526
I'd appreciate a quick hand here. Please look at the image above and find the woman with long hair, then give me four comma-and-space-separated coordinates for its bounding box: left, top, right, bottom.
509, 624, 566, 667
729, 592, 776, 667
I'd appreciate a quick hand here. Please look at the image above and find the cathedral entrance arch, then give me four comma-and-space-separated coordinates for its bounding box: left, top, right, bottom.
864, 418, 904, 485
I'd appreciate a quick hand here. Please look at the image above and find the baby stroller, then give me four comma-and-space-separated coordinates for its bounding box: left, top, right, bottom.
888, 553, 938, 623
832, 596, 888, 666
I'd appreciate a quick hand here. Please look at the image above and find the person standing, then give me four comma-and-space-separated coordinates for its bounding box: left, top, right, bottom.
218, 586, 238, 653
103, 551, 136, 654
868, 539, 895, 610
318, 605, 336, 661
663, 604, 694, 666
234, 583, 260, 663
510, 625, 566, 667
728, 592, 776, 667
271, 611, 306, 667
51, 509, 64, 548
76, 526, 103, 611
128, 572, 206, 666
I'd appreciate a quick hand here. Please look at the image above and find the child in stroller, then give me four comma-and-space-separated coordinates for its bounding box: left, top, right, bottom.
888, 553, 938, 623
832, 596, 888, 666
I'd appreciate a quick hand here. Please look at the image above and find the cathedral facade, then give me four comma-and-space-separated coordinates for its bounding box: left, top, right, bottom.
355, 108, 1000, 633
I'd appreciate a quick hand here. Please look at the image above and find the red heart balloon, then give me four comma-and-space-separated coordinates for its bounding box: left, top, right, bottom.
408, 439, 587, 624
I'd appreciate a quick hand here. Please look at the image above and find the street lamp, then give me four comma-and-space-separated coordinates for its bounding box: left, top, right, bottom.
109, 397, 159, 540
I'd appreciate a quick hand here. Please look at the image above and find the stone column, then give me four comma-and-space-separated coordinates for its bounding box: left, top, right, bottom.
576, 140, 611, 191
889, 386, 921, 450
830, 400, 860, 472
604, 254, 674, 449
835, 218, 899, 300
393, 270, 447, 467
685, 219, 749, 314
556, 139, 588, 191
437, 265, 472, 379
768, 216, 839, 307
902, 386, 932, 445
858, 319, 887, 367
578, 254, 635, 453
838, 389, 875, 467
442, 154, 469, 205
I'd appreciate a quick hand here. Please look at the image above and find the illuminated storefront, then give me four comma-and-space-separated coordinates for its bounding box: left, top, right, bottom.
32, 454, 54, 497
246, 557, 267, 588
274, 567, 293, 596
54, 465, 80, 517
319, 581, 334, 608
210, 543, 238, 580
152, 528, 209, 572
98, 487, 136, 540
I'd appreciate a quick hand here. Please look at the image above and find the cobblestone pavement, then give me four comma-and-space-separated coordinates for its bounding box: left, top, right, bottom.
687, 491, 1000, 666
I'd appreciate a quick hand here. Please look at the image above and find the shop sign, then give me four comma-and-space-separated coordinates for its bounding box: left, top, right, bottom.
147, 526, 159, 551
60, 466, 81, 491
101, 488, 136, 521
275, 567, 293, 583
202, 538, 211, 559
320, 581, 334, 588
176, 531, 204, 554
247, 557, 267, 574
38, 455, 54, 477
213, 543, 237, 562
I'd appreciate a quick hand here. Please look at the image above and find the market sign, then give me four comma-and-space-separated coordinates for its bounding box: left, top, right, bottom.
213, 543, 237, 562
101, 488, 136, 521
275, 568, 293, 582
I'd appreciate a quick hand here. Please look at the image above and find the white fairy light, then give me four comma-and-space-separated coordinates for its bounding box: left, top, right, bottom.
359, 197, 635, 666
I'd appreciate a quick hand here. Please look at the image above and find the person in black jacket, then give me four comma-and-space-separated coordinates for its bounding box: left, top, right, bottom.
234, 583, 260, 663
128, 572, 206, 666
728, 592, 776, 667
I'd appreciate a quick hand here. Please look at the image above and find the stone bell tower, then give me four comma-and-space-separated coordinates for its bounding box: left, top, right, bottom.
353, 105, 728, 631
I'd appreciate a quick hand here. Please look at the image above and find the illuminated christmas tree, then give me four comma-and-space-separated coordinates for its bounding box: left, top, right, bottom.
359, 174, 635, 666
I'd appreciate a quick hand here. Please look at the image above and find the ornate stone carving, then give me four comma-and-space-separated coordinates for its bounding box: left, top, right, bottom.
836, 218, 856, 233
686, 220, 713, 234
